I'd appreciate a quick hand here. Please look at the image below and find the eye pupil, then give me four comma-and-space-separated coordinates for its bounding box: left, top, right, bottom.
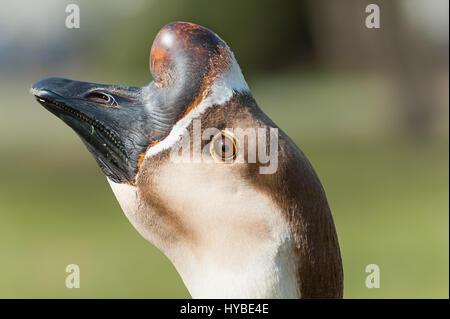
222, 144, 228, 153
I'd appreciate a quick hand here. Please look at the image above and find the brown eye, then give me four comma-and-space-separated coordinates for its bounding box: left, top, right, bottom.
85, 91, 118, 106
210, 131, 237, 163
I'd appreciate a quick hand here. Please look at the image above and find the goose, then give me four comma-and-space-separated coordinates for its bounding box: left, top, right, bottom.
30, 22, 343, 298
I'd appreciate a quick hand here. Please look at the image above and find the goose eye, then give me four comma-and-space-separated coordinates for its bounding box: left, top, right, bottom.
210, 131, 237, 163
85, 91, 118, 106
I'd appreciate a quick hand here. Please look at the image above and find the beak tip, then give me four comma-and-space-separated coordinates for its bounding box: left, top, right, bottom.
30, 77, 66, 96
29, 87, 39, 95
29, 87, 47, 99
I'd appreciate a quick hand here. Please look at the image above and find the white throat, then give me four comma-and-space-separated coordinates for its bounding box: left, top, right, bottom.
178, 235, 301, 299
108, 177, 300, 299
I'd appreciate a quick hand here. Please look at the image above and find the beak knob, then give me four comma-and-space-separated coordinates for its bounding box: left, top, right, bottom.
149, 22, 227, 87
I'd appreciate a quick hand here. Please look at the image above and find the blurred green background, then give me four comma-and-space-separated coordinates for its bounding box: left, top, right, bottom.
0, 0, 448, 298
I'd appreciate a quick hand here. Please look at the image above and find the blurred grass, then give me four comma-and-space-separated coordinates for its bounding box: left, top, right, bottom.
0, 72, 448, 298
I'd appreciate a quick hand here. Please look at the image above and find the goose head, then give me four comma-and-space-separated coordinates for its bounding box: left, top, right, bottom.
31, 22, 343, 298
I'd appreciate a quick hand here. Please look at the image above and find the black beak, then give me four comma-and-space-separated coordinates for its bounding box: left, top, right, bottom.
31, 77, 160, 184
